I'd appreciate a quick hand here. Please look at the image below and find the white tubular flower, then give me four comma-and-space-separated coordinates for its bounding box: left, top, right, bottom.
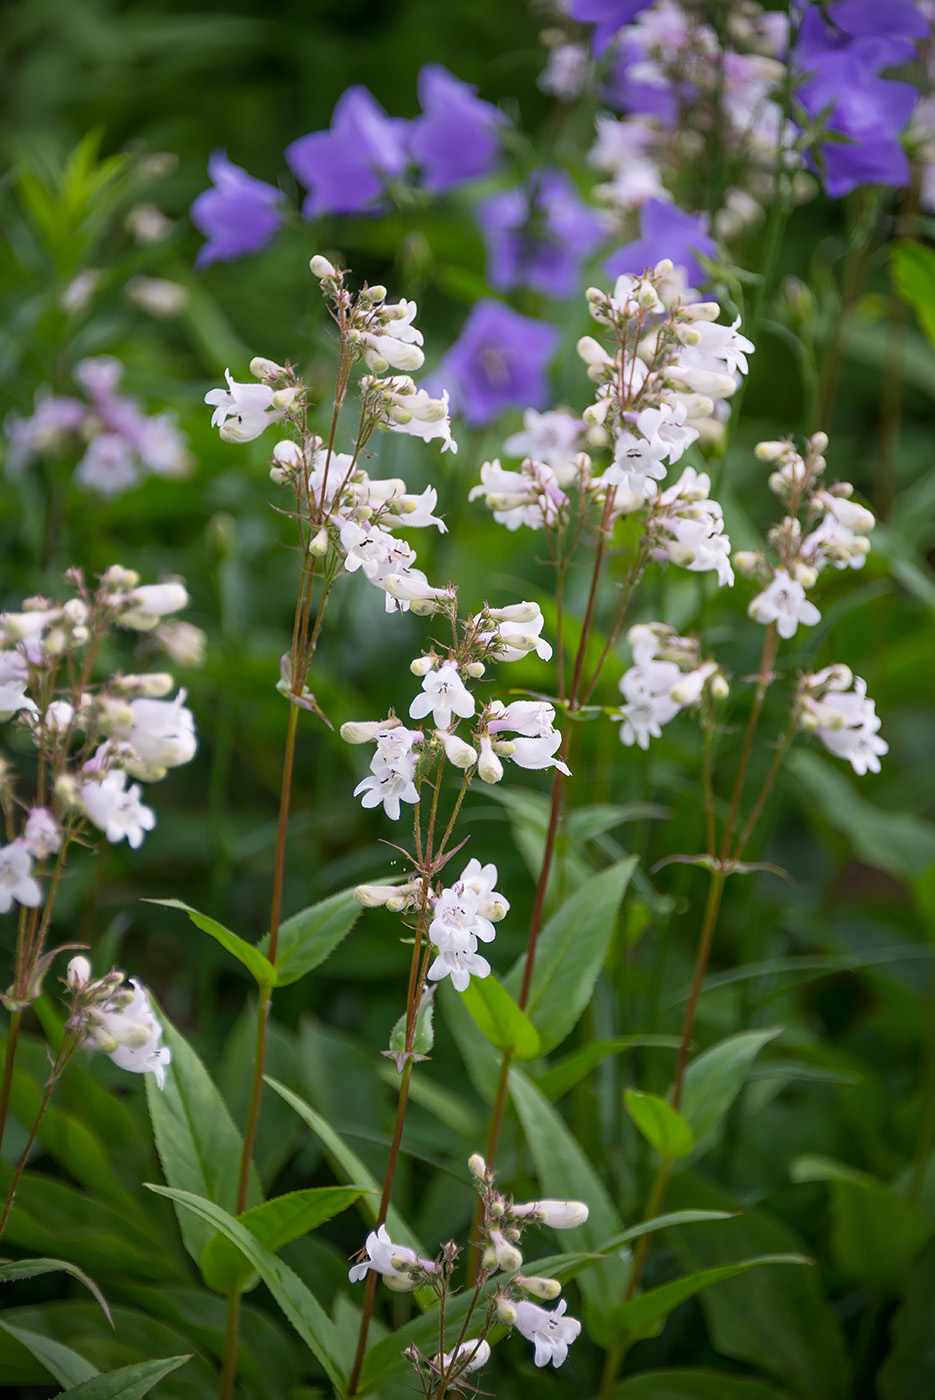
0, 843, 42, 913
669, 661, 719, 707
516, 1275, 563, 1300
666, 363, 739, 399
469, 459, 568, 531
84, 976, 171, 1089
477, 734, 504, 784
0, 608, 61, 644
653, 468, 734, 588
154, 620, 207, 668
380, 484, 448, 532
347, 1224, 435, 1290
0, 678, 37, 723
816, 492, 875, 535
439, 731, 478, 770
23, 808, 61, 860
341, 718, 399, 745
118, 582, 190, 631
66, 955, 92, 988
382, 384, 457, 454
511, 1199, 589, 1229
486, 700, 570, 775
427, 936, 491, 993
382, 573, 456, 609
676, 316, 754, 375
748, 569, 820, 639
79, 770, 156, 848
204, 369, 285, 443
801, 673, 888, 776
409, 662, 475, 729
114, 692, 197, 778
486, 1229, 523, 1272
511, 1298, 582, 1368
434, 1339, 491, 1377
477, 603, 553, 662
503, 409, 585, 479
458, 858, 510, 922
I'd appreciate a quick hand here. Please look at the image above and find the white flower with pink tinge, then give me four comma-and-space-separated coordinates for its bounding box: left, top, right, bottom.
0, 843, 42, 914
79, 770, 156, 848
512, 1298, 582, 1368
353, 726, 422, 822
485, 700, 570, 775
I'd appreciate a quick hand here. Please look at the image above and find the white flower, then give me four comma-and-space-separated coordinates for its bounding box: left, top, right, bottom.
802, 674, 888, 776
353, 726, 422, 821
0, 843, 42, 913
0, 678, 38, 722
114, 692, 198, 778
748, 569, 820, 639
512, 1298, 582, 1368
118, 582, 190, 631
79, 770, 156, 848
347, 1224, 434, 1290
85, 976, 171, 1089
511, 1199, 589, 1229
478, 603, 553, 663
486, 700, 570, 774
503, 410, 584, 479
434, 1338, 491, 1377
204, 369, 284, 443
409, 662, 475, 729
23, 808, 61, 860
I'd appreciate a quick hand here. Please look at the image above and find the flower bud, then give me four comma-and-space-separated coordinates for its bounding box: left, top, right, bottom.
755, 440, 788, 462
515, 1274, 562, 1300
272, 387, 300, 411
495, 1296, 518, 1325
680, 300, 721, 321
439, 732, 478, 770
249, 356, 287, 382
355, 883, 411, 908
792, 562, 818, 588
410, 655, 438, 676
66, 955, 92, 989
468, 1153, 487, 1179
340, 719, 399, 744
488, 1230, 523, 1272
809, 431, 829, 454
732, 550, 763, 577
484, 601, 540, 624
465, 661, 485, 678
477, 737, 504, 784
710, 673, 730, 700
310, 255, 337, 279
308, 527, 330, 556
512, 1199, 589, 1229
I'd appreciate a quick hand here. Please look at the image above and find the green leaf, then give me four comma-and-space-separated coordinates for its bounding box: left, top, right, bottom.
146, 900, 274, 986
460, 976, 540, 1059
880, 1236, 935, 1399
0, 1257, 113, 1323
791, 1155, 933, 1290
386, 988, 435, 1067
57, 1356, 191, 1399
613, 1368, 795, 1400
264, 1076, 419, 1250
531, 1211, 737, 1282
610, 1255, 809, 1342
892, 241, 935, 344
625, 1090, 695, 1159
258, 888, 361, 986
505, 859, 637, 1053
787, 749, 935, 883
0, 1321, 98, 1388
680, 1028, 782, 1154
668, 1177, 848, 1400
537, 1036, 682, 1100
508, 1066, 629, 1344
200, 1186, 364, 1294
146, 1185, 346, 1391
145, 1013, 261, 1270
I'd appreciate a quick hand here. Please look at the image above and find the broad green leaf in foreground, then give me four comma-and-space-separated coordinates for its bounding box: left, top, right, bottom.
200, 1186, 364, 1294
57, 1355, 191, 1400
146, 1185, 346, 1391
680, 1028, 783, 1153
892, 240, 935, 345
608, 1254, 810, 1340
146, 899, 275, 986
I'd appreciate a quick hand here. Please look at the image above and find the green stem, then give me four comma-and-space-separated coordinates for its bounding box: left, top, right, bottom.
0, 1010, 23, 1163
218, 1290, 242, 1400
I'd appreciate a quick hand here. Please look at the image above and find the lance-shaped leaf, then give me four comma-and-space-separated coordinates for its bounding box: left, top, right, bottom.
679, 1027, 783, 1154
146, 1185, 346, 1391
200, 1186, 364, 1294
0, 1321, 98, 1388
55, 1355, 190, 1399
0, 1257, 113, 1324
146, 899, 275, 986
258, 888, 361, 986
145, 1013, 261, 1268
460, 975, 540, 1060
608, 1254, 810, 1341
504, 858, 636, 1052
625, 1089, 695, 1160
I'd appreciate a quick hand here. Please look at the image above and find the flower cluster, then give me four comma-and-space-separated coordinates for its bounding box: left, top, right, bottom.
350, 1155, 586, 1389
4, 356, 190, 497
737, 433, 875, 641
0, 567, 197, 914
192, 65, 508, 265
65, 956, 171, 1089
470, 265, 750, 591
614, 622, 727, 750
796, 665, 888, 776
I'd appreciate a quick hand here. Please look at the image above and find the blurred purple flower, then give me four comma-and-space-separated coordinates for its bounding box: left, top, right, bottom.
191, 152, 284, 267
568, 0, 650, 54
409, 65, 506, 191
438, 300, 560, 427
286, 87, 410, 217
605, 198, 717, 286
477, 171, 609, 298
827, 0, 926, 41
797, 51, 917, 197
